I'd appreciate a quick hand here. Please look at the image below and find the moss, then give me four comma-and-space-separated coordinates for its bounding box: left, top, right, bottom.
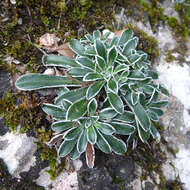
127, 24, 160, 63
165, 50, 176, 62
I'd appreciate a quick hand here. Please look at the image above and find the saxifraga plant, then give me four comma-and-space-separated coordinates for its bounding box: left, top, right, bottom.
16, 29, 169, 168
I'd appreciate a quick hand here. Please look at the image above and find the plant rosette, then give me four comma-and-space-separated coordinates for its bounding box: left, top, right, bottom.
16, 29, 169, 168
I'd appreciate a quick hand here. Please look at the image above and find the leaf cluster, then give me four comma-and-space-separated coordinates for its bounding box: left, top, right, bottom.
16, 29, 169, 168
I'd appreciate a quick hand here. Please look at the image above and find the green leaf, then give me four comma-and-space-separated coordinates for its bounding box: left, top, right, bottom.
128, 71, 145, 80
122, 37, 139, 56
147, 110, 159, 121
95, 40, 107, 61
96, 130, 111, 154
99, 108, 117, 119
103, 134, 127, 155
134, 102, 150, 131
87, 126, 97, 144
107, 92, 124, 114
51, 121, 73, 132
136, 121, 150, 143
107, 78, 118, 93
58, 139, 76, 157
85, 34, 94, 43
159, 85, 169, 97
69, 39, 85, 56
111, 122, 135, 135
94, 122, 115, 135
86, 80, 104, 99
150, 123, 160, 140
85, 46, 96, 55
64, 127, 82, 140
131, 91, 138, 105
149, 100, 168, 108
42, 104, 65, 119
118, 29, 133, 45
108, 46, 117, 67
96, 56, 106, 71
55, 87, 88, 105
16, 74, 81, 90
71, 146, 81, 160
114, 111, 135, 123
149, 107, 164, 117
67, 99, 88, 120
93, 30, 101, 39
77, 57, 94, 70
67, 67, 92, 77
110, 36, 119, 47
83, 72, 103, 82
77, 129, 88, 153
114, 64, 128, 74
147, 70, 158, 79
43, 54, 78, 68
88, 98, 97, 115
61, 99, 72, 110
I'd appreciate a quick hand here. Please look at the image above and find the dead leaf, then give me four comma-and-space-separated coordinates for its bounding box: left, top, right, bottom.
114, 29, 124, 37
85, 143, 95, 168
47, 134, 64, 146
56, 43, 75, 58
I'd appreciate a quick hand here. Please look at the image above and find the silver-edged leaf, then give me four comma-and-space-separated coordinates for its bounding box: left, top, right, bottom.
122, 37, 139, 56
108, 46, 117, 67
107, 92, 124, 114
67, 99, 88, 120
77, 129, 88, 153
118, 29, 133, 45
87, 98, 97, 115
51, 121, 74, 132
95, 39, 107, 61
77, 56, 95, 70
93, 30, 101, 40
111, 122, 135, 135
103, 134, 127, 155
133, 102, 150, 131
69, 39, 85, 56
42, 104, 65, 119
114, 111, 134, 123
107, 78, 118, 94
86, 80, 104, 99
43, 54, 78, 68
83, 72, 103, 82
16, 74, 81, 91
136, 120, 150, 143
96, 130, 111, 154
96, 56, 106, 71
94, 122, 115, 135
87, 126, 97, 144
58, 139, 76, 157
99, 107, 117, 119
67, 67, 92, 77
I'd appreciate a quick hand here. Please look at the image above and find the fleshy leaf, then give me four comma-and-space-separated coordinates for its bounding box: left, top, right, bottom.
77, 129, 88, 153
96, 56, 106, 71
149, 100, 168, 108
16, 74, 80, 90
107, 78, 118, 93
43, 54, 78, 68
42, 104, 65, 119
77, 57, 94, 70
87, 126, 97, 144
99, 108, 117, 119
111, 122, 135, 135
64, 127, 82, 140
108, 46, 117, 67
58, 139, 76, 157
118, 29, 133, 45
136, 121, 150, 143
83, 72, 103, 81
67, 99, 88, 120
107, 92, 124, 114
103, 134, 127, 155
93, 30, 101, 40
51, 121, 73, 132
122, 37, 139, 56
133, 102, 150, 131
96, 130, 111, 154
114, 111, 135, 123
88, 98, 97, 115
95, 40, 107, 61
86, 80, 104, 99
69, 39, 85, 56
94, 122, 115, 135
